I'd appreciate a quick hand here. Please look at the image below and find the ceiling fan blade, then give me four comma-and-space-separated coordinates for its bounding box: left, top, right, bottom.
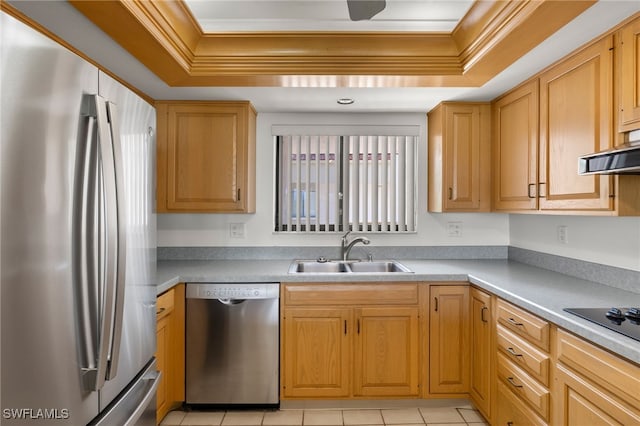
347, 0, 386, 21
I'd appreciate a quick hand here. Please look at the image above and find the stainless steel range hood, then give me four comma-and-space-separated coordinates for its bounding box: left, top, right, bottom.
578, 129, 640, 175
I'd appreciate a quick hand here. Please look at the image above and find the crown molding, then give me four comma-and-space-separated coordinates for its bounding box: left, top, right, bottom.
69, 0, 595, 88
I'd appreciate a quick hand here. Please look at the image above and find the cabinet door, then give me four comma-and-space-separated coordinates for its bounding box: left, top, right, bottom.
553, 364, 640, 425
444, 104, 491, 211
354, 307, 420, 397
470, 288, 492, 420
429, 285, 470, 394
157, 102, 255, 213
539, 36, 614, 212
282, 307, 351, 398
492, 80, 539, 211
428, 103, 490, 213
156, 314, 169, 422
619, 16, 640, 132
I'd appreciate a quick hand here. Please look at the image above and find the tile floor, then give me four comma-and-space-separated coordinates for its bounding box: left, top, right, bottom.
160, 404, 488, 426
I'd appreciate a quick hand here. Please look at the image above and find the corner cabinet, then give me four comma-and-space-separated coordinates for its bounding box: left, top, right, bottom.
281, 283, 421, 399
156, 101, 256, 213
428, 284, 470, 395
492, 33, 640, 216
428, 103, 491, 212
492, 80, 539, 212
469, 287, 492, 422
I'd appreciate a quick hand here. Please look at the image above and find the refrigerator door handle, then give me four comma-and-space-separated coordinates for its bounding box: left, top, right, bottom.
73, 99, 101, 390
94, 95, 120, 391
105, 101, 127, 380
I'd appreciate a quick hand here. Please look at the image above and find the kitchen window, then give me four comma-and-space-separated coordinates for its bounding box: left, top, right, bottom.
274, 127, 417, 233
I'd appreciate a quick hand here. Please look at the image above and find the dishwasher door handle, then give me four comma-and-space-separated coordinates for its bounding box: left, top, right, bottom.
218, 298, 247, 305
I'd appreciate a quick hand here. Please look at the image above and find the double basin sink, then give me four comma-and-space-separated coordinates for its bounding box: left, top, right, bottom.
289, 259, 413, 274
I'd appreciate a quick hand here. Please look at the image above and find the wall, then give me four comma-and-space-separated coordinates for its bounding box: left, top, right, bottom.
510, 215, 640, 271
157, 112, 510, 248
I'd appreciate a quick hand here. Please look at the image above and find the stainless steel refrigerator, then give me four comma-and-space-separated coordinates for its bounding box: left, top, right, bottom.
1, 10, 159, 426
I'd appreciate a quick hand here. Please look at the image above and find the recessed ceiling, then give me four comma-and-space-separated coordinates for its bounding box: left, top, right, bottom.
183, 0, 474, 32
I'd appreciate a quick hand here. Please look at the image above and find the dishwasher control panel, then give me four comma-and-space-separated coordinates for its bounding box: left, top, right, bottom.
186, 283, 280, 300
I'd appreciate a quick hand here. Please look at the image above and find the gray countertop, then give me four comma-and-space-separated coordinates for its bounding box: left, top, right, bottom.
157, 258, 640, 365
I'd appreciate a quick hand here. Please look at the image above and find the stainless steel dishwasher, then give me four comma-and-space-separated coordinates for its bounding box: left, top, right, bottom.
186, 283, 280, 406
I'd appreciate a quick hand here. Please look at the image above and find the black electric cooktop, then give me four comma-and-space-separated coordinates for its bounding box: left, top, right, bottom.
564, 307, 640, 343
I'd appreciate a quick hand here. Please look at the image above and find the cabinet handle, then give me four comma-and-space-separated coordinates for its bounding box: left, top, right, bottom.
448, 187, 453, 200
344, 320, 347, 335
506, 347, 523, 357
507, 422, 514, 426
237, 188, 241, 201
357, 319, 360, 334
527, 183, 536, 199
507, 377, 523, 389
481, 306, 488, 323
538, 182, 546, 198
156, 307, 166, 316
434, 297, 439, 312
507, 317, 523, 327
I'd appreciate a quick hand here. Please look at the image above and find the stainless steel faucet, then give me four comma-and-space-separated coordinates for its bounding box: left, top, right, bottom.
340, 231, 371, 261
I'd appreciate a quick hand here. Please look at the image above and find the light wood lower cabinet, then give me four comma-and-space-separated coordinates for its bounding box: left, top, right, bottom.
282, 307, 351, 398
494, 298, 550, 425
156, 285, 185, 424
553, 328, 640, 425
281, 283, 421, 399
429, 285, 470, 395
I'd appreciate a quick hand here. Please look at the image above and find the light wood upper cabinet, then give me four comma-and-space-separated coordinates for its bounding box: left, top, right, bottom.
428, 102, 491, 212
539, 36, 615, 212
156, 101, 256, 213
429, 284, 470, 395
618, 15, 640, 132
469, 287, 492, 422
492, 80, 539, 212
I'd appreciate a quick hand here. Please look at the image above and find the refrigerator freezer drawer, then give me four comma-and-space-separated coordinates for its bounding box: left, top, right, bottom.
89, 359, 160, 426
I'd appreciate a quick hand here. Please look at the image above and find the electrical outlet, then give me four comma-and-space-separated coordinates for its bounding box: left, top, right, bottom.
557, 225, 568, 244
447, 221, 463, 237
229, 223, 246, 238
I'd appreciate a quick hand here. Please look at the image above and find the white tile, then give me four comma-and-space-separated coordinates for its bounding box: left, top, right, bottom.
418, 407, 464, 423
342, 410, 383, 425
161, 411, 186, 426
381, 408, 424, 425
458, 408, 485, 423
263, 410, 304, 425
221, 411, 264, 426
425, 424, 465, 426
181, 411, 225, 426
303, 410, 343, 425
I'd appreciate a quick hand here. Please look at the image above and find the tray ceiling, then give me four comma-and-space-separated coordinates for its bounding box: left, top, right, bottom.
183, 0, 474, 32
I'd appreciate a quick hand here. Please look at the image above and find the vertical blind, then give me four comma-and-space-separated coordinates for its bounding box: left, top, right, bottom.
275, 133, 417, 233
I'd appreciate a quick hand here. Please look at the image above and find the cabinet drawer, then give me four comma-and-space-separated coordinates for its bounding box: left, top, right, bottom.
496, 299, 549, 351
498, 353, 550, 422
496, 380, 547, 426
497, 325, 550, 386
283, 283, 419, 306
157, 288, 175, 321
556, 328, 640, 408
